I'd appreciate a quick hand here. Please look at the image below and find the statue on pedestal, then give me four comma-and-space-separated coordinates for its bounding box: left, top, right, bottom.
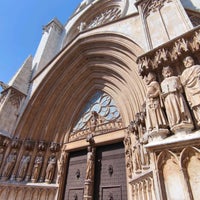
144, 72, 169, 140
161, 66, 193, 133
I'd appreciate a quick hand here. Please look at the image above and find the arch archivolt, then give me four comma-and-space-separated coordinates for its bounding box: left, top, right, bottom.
15, 32, 146, 144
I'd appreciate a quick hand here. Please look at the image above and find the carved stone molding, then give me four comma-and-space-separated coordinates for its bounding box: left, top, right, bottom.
8, 89, 25, 108
137, 27, 200, 76
136, 0, 172, 18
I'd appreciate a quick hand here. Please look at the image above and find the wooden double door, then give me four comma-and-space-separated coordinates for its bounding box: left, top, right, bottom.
64, 142, 127, 200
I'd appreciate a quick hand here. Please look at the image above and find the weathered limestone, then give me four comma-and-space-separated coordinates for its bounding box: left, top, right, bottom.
0, 0, 200, 199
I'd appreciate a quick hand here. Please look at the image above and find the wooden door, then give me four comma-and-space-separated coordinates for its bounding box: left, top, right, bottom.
94, 142, 127, 200
64, 150, 87, 200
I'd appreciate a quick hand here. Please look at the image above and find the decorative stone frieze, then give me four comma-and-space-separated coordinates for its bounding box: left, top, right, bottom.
130, 172, 155, 200
137, 27, 200, 76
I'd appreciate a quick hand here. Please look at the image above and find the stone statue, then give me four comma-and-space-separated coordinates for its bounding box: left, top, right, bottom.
144, 72, 168, 140
133, 135, 142, 173
2, 151, 17, 179
85, 146, 95, 180
161, 66, 193, 132
78, 22, 86, 32
17, 154, 31, 181
57, 150, 67, 184
31, 154, 43, 183
45, 155, 57, 183
180, 56, 200, 126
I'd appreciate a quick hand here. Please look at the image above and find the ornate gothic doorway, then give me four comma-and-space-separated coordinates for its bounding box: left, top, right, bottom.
63, 142, 127, 200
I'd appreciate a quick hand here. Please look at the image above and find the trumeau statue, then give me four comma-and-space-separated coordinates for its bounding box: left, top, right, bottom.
180, 56, 200, 126
161, 66, 193, 133
144, 72, 168, 140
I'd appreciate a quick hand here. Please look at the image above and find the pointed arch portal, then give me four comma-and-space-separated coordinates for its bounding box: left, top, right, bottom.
15, 32, 145, 145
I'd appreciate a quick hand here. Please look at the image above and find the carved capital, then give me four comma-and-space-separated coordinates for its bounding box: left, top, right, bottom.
11, 138, 21, 149
38, 140, 47, 151
24, 139, 35, 151
49, 142, 60, 152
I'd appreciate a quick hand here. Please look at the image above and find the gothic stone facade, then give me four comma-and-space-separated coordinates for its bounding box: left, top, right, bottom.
0, 0, 200, 199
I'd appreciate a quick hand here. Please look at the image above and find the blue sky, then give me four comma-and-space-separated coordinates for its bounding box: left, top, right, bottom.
0, 0, 82, 84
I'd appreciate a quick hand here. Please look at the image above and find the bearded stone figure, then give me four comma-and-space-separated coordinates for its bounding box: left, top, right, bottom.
144, 72, 168, 140
180, 56, 200, 127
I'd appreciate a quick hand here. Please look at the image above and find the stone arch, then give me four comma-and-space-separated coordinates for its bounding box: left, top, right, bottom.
63, 0, 129, 45
15, 32, 145, 144
157, 150, 189, 200
180, 147, 200, 200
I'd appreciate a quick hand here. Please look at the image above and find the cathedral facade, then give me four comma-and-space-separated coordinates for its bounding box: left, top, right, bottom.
0, 0, 200, 199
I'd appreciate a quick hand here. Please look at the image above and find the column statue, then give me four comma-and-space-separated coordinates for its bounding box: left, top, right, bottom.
45, 155, 57, 183
31, 154, 43, 183
17, 154, 31, 181
2, 151, 17, 180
